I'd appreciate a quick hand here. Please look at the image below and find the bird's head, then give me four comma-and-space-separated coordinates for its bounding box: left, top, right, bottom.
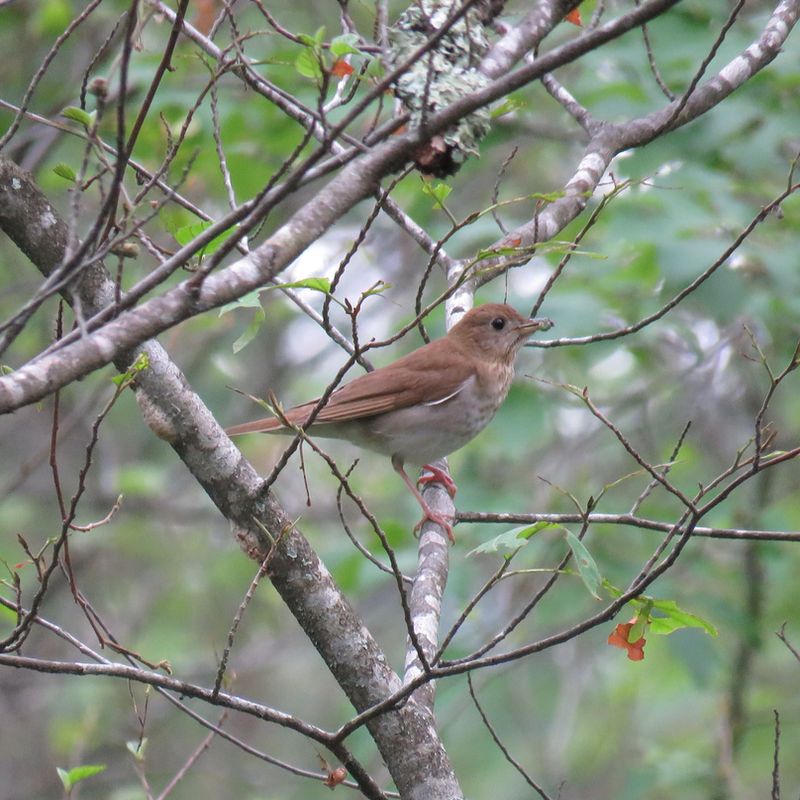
448, 303, 553, 363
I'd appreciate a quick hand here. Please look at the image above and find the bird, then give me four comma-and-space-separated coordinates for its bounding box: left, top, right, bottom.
226, 303, 553, 543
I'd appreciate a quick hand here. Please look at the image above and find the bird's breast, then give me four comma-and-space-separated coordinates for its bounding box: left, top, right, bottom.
337, 366, 514, 465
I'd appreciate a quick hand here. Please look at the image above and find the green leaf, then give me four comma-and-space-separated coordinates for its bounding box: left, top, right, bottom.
295, 48, 324, 79
474, 245, 532, 261
232, 306, 266, 353
365, 58, 384, 79
57, 764, 106, 791
564, 530, 602, 599
330, 33, 360, 57
646, 599, 718, 637
53, 163, 76, 182
420, 180, 452, 210
490, 96, 527, 118
467, 522, 554, 556
57, 767, 70, 791
278, 277, 332, 293
61, 106, 95, 128
528, 190, 568, 203
628, 608, 650, 643
628, 620, 646, 643
218, 290, 263, 316
362, 280, 391, 299
112, 352, 149, 386
173, 220, 207, 246
219, 278, 332, 319
606, 585, 719, 638
172, 220, 235, 258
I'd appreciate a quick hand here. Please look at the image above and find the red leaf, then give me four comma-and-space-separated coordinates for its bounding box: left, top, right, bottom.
626, 641, 646, 661
564, 8, 582, 26
608, 621, 647, 661
331, 59, 354, 78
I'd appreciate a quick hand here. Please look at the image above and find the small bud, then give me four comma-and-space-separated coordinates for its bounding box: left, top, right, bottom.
323, 767, 347, 789
111, 242, 140, 259
88, 77, 108, 98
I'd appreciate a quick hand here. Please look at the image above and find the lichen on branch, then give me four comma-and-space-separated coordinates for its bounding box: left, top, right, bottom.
389, 0, 495, 175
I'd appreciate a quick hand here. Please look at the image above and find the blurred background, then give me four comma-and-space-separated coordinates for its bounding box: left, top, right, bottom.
1, 0, 800, 798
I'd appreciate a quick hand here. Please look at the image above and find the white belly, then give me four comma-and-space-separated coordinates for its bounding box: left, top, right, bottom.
318, 373, 507, 465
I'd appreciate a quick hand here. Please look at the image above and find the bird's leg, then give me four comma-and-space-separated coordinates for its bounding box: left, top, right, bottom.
391, 455, 455, 543
418, 463, 457, 498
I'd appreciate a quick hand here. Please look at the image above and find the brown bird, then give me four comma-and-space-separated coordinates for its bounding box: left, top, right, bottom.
226, 303, 552, 542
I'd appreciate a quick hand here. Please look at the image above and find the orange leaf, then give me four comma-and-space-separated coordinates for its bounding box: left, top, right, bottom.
626, 640, 646, 661
564, 8, 582, 26
607, 622, 631, 649
608, 622, 647, 661
331, 59, 354, 78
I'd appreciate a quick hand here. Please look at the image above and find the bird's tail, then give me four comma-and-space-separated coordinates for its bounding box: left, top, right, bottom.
225, 417, 285, 436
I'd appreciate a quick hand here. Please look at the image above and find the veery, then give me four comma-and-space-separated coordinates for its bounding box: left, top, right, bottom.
226, 303, 553, 542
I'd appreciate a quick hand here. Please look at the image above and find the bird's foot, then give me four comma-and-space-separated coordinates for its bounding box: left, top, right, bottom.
413, 506, 455, 544
418, 464, 458, 498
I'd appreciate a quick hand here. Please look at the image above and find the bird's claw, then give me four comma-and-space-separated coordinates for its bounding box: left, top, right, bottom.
418, 464, 458, 498
413, 509, 456, 544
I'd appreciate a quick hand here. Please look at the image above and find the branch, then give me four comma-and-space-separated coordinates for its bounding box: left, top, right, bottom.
0, 653, 331, 741
481, 0, 578, 79
455, 511, 800, 543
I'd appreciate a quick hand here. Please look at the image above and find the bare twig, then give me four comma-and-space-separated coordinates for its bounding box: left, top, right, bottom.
212, 529, 287, 698
467, 673, 553, 800
455, 511, 800, 543
771, 709, 781, 800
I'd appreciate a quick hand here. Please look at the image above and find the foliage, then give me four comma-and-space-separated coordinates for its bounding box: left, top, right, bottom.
1, 1, 800, 799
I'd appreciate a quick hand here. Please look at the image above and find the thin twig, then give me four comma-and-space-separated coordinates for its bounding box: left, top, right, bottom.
455, 511, 800, 543
630, 421, 692, 514
467, 673, 553, 800
212, 528, 287, 698
155, 714, 225, 800
771, 709, 781, 800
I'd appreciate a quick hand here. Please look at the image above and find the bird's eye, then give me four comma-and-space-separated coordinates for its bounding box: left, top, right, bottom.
491, 317, 506, 330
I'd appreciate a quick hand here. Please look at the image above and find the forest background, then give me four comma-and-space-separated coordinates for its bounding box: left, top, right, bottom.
1, 1, 800, 798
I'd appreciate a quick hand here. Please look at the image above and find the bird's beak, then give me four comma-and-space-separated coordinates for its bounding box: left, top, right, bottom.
518, 317, 554, 335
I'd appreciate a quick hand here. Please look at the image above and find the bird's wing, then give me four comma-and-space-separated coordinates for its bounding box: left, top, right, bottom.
225, 337, 474, 435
